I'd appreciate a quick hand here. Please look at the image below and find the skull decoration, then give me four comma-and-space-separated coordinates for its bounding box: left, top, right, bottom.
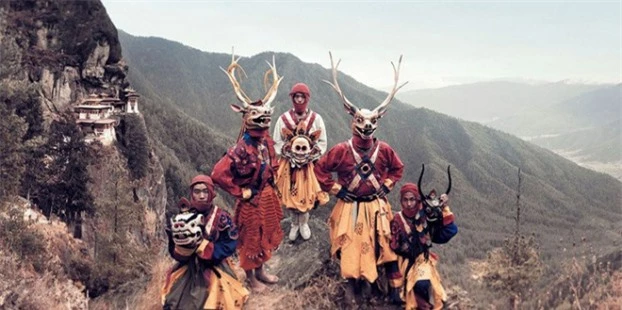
324, 52, 407, 139
170, 211, 205, 247
291, 137, 311, 160
221, 49, 283, 132
281, 121, 322, 168
417, 164, 452, 210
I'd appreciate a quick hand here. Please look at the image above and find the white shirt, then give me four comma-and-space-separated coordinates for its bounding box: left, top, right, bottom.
272, 109, 328, 156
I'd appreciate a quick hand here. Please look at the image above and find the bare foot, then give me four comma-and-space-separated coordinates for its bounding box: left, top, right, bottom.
247, 276, 267, 293
255, 269, 279, 284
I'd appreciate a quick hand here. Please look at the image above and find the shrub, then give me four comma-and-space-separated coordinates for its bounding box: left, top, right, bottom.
0, 208, 48, 272
117, 114, 150, 180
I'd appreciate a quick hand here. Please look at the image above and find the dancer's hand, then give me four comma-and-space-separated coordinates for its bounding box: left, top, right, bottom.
376, 185, 391, 198
336, 187, 356, 202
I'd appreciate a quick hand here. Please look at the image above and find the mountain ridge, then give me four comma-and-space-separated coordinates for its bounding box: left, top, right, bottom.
117, 30, 622, 280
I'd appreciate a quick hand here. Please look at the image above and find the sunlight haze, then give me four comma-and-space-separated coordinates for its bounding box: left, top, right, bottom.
101, 0, 621, 90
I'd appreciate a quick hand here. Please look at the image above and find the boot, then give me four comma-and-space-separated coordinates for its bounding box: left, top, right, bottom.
388, 287, 404, 305
360, 280, 376, 304
343, 279, 358, 309
289, 210, 300, 241
299, 212, 311, 240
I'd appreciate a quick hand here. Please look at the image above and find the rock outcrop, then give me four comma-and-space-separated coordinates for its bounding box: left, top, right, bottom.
0, 0, 166, 307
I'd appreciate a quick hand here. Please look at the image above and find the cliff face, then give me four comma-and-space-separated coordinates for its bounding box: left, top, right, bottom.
0, 0, 166, 306
1, 0, 124, 112
1, 0, 165, 230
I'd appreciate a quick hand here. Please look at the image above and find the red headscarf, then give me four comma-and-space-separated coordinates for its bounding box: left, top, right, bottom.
400, 183, 419, 198
289, 83, 310, 114
400, 183, 422, 218
189, 174, 215, 212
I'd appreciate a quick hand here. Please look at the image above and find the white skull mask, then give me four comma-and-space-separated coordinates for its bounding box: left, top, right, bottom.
291, 136, 311, 165
281, 122, 322, 168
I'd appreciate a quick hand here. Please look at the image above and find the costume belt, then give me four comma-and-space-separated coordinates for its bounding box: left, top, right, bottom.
353, 193, 380, 202
348, 196, 391, 237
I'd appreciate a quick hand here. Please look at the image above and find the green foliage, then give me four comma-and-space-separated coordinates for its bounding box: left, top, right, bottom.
87, 237, 151, 298
0, 0, 155, 301
5, 0, 122, 74
19, 136, 47, 200
40, 115, 94, 219
483, 235, 543, 300
164, 164, 187, 214
116, 114, 150, 180
0, 82, 43, 140
0, 208, 48, 272
119, 31, 622, 305
135, 93, 231, 209
0, 82, 46, 199
0, 103, 27, 201
0, 14, 24, 80
86, 149, 151, 297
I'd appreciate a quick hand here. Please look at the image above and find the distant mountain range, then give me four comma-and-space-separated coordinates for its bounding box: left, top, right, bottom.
529, 119, 620, 162
2, 0, 618, 307
487, 84, 621, 137
397, 79, 621, 179
396, 81, 605, 123
118, 30, 622, 288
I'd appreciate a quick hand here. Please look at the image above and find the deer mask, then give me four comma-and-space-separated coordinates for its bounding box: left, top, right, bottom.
221, 49, 283, 132
324, 52, 407, 140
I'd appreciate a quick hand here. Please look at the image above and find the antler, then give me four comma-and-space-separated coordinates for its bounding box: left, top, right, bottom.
220, 48, 252, 107
323, 51, 359, 116
262, 55, 283, 106
419, 164, 452, 197
417, 164, 427, 203
445, 165, 452, 195
373, 55, 408, 117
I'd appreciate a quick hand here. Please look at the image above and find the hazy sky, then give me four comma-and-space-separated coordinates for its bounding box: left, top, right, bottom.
101, 0, 621, 90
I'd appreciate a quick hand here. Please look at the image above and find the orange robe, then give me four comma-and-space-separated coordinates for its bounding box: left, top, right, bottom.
390, 207, 457, 310
212, 133, 284, 271
276, 161, 329, 212
162, 207, 249, 309
314, 137, 404, 282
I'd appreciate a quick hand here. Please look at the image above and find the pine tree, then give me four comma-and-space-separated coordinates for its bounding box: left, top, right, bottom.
117, 114, 150, 180
41, 115, 94, 221
0, 82, 46, 202
483, 168, 544, 308
87, 149, 147, 297
0, 103, 27, 201
19, 137, 47, 201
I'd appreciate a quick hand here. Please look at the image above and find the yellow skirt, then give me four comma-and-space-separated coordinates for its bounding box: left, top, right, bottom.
276, 161, 329, 213
328, 198, 397, 283
162, 262, 250, 310
397, 255, 447, 310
